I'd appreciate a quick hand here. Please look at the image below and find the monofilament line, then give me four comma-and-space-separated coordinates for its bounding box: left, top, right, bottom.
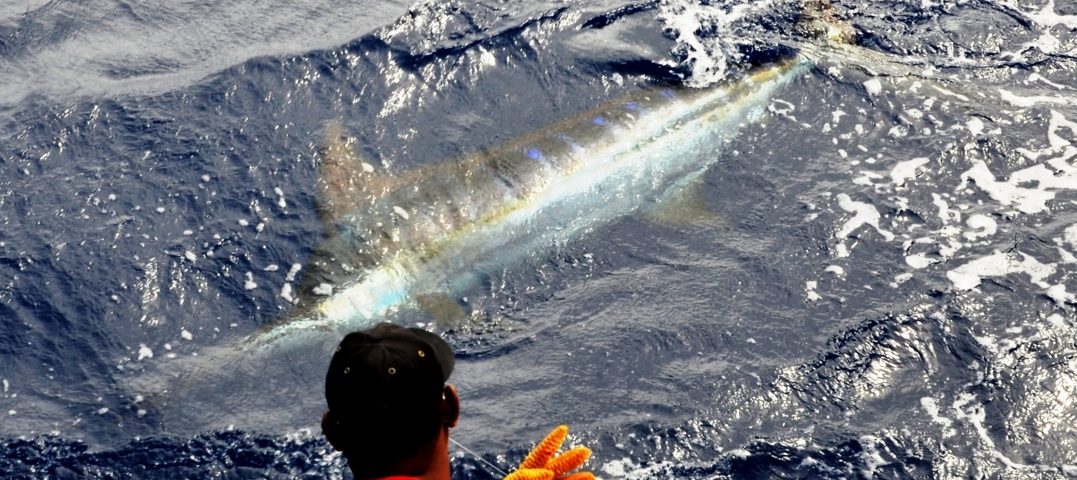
450, 437, 509, 477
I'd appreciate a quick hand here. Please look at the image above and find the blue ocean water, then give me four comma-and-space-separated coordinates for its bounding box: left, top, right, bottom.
2, 0, 1076, 478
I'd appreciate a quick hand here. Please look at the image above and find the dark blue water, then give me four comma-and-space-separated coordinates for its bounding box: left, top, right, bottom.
2, 0, 1076, 478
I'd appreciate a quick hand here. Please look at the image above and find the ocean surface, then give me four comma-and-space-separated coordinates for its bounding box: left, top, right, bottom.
2, 0, 1076, 478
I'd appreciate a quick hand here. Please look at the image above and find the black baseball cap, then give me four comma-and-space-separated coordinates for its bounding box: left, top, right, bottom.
325, 323, 455, 422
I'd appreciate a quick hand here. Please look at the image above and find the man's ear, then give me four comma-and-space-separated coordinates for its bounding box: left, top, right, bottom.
441, 384, 460, 428
322, 410, 344, 451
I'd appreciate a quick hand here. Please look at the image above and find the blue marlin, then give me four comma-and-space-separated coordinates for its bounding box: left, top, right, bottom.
128, 5, 859, 437
246, 58, 810, 349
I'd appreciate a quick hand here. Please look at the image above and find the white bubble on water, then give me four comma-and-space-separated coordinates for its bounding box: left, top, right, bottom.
285, 263, 302, 282
313, 283, 333, 296
967, 117, 984, 136
805, 281, 821, 302
863, 78, 882, 96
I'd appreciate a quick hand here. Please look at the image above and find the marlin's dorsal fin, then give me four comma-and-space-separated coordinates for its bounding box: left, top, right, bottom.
317, 120, 397, 223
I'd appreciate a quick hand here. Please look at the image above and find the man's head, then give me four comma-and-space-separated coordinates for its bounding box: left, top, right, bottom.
323, 323, 459, 478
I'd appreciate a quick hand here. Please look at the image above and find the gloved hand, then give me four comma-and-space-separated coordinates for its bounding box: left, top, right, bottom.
503, 425, 595, 480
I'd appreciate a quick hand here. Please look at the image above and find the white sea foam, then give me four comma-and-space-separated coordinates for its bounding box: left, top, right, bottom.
999, 89, 1073, 107
657, 0, 786, 86
892, 273, 913, 286
137, 344, 153, 361
958, 160, 1074, 215
1026, 0, 1077, 28
952, 392, 1037, 471
1020, 111, 1077, 161
963, 215, 997, 241
931, 85, 969, 102
1045, 284, 1075, 305
835, 193, 894, 241
858, 435, 887, 479
946, 251, 1055, 291
853, 170, 883, 186
313, 283, 334, 296
863, 78, 882, 96
920, 397, 955, 437
931, 193, 959, 224
1029, 73, 1068, 91
1064, 224, 1077, 249
966, 117, 984, 135
285, 263, 303, 282
274, 187, 287, 209
1059, 247, 1077, 264
890, 157, 929, 187
905, 253, 936, 269
658, 0, 729, 86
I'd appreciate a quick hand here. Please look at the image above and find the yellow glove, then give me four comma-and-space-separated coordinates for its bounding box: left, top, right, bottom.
503, 425, 595, 480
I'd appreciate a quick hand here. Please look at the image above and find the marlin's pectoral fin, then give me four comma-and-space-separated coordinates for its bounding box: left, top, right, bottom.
643, 168, 723, 227
415, 292, 468, 327
317, 120, 396, 223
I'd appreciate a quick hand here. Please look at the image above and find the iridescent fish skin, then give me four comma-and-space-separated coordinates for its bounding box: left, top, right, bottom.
249, 58, 807, 348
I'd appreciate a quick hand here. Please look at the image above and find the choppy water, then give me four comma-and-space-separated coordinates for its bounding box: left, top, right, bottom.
2, 0, 1076, 478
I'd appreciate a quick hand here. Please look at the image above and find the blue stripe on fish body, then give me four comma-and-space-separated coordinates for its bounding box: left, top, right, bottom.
593, 116, 607, 126
526, 147, 544, 161
624, 101, 640, 111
